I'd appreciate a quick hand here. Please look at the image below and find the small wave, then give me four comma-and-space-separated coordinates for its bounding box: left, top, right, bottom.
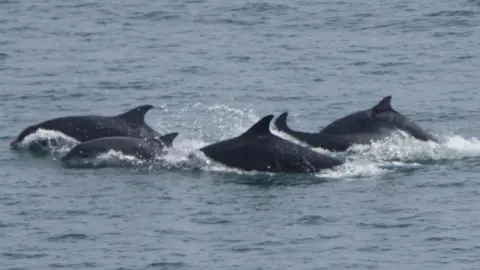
190, 217, 232, 225
2, 252, 48, 259
432, 31, 472, 38
54, 2, 99, 8
47, 233, 90, 242
0, 221, 14, 228
254, 240, 283, 247
0, 0, 19, 3
351, 61, 369, 66
425, 236, 465, 242
425, 10, 476, 17
144, 262, 188, 269
49, 262, 98, 268
178, 66, 212, 76
230, 3, 293, 13
414, 180, 466, 189
357, 222, 413, 229
356, 245, 392, 252
295, 215, 337, 225
234, 247, 267, 254
128, 11, 180, 21
63, 210, 89, 216
226, 55, 251, 62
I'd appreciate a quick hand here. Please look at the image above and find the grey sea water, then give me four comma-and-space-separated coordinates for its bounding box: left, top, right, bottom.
2, 0, 480, 269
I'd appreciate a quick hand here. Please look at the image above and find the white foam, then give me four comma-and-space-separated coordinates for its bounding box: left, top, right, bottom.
315, 159, 388, 180
347, 131, 480, 163
154, 139, 210, 170
18, 128, 79, 154
22, 128, 78, 144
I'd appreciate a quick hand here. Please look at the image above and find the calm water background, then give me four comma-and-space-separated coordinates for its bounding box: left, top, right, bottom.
2, 0, 480, 269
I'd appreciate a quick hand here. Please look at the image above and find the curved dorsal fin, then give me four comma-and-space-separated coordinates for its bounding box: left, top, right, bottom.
372, 96, 393, 114
241, 115, 274, 137
153, 132, 179, 147
274, 112, 291, 132
116, 105, 154, 123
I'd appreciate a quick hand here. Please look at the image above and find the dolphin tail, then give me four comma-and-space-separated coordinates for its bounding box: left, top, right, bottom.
274, 112, 292, 133
154, 132, 179, 147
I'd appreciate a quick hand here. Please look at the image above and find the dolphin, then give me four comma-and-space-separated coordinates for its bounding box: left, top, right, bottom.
274, 112, 354, 151
274, 96, 438, 151
10, 105, 162, 149
199, 115, 344, 174
61, 132, 178, 163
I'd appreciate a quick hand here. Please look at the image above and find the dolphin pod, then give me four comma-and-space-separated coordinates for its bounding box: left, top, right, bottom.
10, 96, 438, 174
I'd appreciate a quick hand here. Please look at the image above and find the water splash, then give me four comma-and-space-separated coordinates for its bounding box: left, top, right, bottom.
315, 159, 389, 180
15, 128, 79, 155
347, 131, 480, 163
157, 102, 259, 142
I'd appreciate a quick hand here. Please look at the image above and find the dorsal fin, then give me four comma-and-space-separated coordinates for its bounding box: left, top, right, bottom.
153, 132, 179, 147
372, 96, 393, 114
116, 105, 154, 124
241, 115, 274, 137
274, 112, 291, 132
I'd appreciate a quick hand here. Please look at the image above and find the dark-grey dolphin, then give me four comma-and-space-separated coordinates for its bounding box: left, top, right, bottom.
320, 96, 438, 141
10, 105, 162, 148
274, 112, 353, 151
61, 132, 178, 163
275, 96, 438, 151
200, 115, 344, 174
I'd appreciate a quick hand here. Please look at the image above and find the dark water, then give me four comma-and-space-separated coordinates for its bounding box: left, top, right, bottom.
2, 0, 480, 269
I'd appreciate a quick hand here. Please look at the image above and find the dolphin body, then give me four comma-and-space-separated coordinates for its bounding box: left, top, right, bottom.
10, 105, 162, 148
200, 115, 344, 174
274, 96, 438, 151
274, 112, 353, 151
60, 133, 178, 163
